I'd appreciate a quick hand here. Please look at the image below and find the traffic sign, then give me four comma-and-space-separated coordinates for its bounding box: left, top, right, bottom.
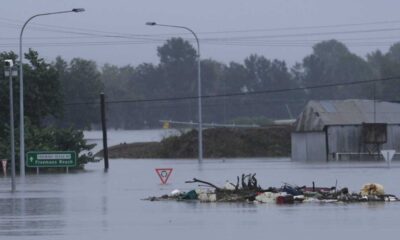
26, 151, 77, 168
381, 150, 396, 168
155, 168, 173, 184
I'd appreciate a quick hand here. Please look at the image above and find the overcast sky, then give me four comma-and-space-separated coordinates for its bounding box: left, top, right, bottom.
2, 0, 400, 67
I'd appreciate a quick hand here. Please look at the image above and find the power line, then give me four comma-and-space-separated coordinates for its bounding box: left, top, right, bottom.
3, 16, 400, 37
0, 37, 399, 48
2, 17, 400, 46
202, 27, 400, 42
64, 75, 400, 106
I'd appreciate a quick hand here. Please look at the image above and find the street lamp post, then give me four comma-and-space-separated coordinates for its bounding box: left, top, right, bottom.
4, 61, 17, 191
19, 8, 85, 176
146, 22, 203, 163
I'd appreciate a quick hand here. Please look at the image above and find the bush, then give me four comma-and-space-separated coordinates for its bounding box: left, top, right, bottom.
25, 124, 95, 168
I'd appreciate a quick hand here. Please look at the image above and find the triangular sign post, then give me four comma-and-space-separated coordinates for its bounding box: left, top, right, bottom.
381, 150, 396, 168
155, 168, 173, 184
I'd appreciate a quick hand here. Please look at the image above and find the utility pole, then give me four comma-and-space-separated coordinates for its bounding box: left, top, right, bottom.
100, 93, 109, 170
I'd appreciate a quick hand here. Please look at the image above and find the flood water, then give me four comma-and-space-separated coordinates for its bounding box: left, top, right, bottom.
1, 158, 400, 240
84, 129, 180, 153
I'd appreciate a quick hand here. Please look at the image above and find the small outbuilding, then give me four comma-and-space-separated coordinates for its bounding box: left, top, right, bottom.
291, 99, 400, 161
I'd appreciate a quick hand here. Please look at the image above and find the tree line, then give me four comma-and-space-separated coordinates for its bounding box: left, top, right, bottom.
62, 38, 400, 129
2, 38, 400, 133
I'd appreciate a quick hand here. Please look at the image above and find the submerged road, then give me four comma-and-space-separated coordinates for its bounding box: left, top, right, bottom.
0, 159, 400, 239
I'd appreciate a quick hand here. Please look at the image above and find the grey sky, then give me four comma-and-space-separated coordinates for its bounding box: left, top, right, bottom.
1, 0, 400, 67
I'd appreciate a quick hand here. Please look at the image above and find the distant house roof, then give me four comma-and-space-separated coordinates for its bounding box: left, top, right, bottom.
294, 99, 400, 132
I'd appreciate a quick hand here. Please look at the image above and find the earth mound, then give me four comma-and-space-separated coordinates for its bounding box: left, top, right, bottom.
97, 126, 292, 159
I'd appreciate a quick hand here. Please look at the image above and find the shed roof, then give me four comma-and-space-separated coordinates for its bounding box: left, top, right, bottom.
295, 99, 400, 132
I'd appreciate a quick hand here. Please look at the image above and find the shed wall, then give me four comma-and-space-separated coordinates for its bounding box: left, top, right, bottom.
291, 132, 327, 161
326, 124, 400, 161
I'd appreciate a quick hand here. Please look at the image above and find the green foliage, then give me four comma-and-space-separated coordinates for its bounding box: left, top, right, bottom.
100, 64, 142, 129
299, 40, 373, 100
158, 37, 196, 67
0, 51, 18, 126
367, 44, 400, 101
55, 57, 103, 128
6, 38, 400, 134
201, 59, 226, 95
24, 49, 63, 125
25, 120, 95, 168
0, 50, 95, 170
157, 37, 197, 98
0, 125, 11, 159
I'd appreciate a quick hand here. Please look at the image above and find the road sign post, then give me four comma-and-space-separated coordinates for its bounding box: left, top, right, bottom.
26, 151, 77, 168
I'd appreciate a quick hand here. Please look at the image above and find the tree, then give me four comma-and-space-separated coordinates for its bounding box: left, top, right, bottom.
157, 37, 197, 98
0, 51, 18, 126
0, 51, 95, 169
300, 40, 372, 100
200, 59, 227, 123
367, 43, 400, 101
243, 54, 303, 118
101, 64, 140, 128
23, 49, 63, 126
1, 50, 64, 159
155, 38, 198, 122
56, 57, 103, 128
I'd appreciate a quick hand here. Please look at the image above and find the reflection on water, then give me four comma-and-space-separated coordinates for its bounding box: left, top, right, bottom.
0, 197, 65, 236
1, 159, 400, 239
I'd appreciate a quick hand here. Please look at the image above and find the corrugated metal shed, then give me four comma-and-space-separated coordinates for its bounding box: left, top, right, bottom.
295, 99, 400, 132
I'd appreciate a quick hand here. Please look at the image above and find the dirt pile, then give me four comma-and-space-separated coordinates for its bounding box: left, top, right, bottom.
99, 126, 292, 159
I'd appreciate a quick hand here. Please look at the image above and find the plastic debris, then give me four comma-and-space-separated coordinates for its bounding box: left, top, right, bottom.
255, 192, 280, 203
143, 174, 399, 204
360, 183, 385, 196
182, 190, 198, 200
170, 189, 181, 196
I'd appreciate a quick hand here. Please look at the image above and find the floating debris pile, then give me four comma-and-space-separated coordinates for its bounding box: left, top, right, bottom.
145, 174, 399, 204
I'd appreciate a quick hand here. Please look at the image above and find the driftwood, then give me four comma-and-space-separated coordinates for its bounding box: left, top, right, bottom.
186, 174, 262, 202
185, 178, 221, 190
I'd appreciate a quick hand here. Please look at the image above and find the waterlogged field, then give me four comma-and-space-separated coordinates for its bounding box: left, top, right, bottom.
1, 158, 400, 240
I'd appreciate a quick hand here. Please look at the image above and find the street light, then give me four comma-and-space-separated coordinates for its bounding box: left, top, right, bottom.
146, 22, 203, 163
4, 60, 17, 191
19, 8, 85, 176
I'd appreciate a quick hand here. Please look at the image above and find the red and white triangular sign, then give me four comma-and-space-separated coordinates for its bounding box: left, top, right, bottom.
155, 168, 173, 184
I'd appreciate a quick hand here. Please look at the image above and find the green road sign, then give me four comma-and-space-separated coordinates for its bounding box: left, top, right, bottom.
26, 151, 77, 168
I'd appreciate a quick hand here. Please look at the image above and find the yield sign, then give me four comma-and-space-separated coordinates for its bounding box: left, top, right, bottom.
381, 150, 396, 162
155, 168, 173, 184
